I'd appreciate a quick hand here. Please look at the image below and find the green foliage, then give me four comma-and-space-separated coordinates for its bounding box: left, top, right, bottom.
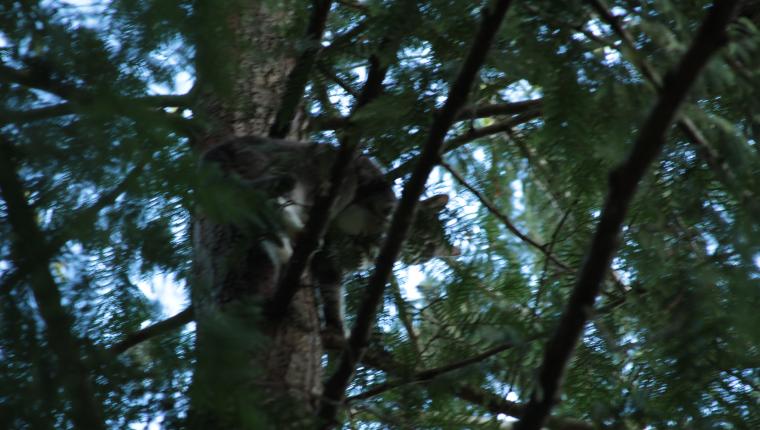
1, 0, 759, 429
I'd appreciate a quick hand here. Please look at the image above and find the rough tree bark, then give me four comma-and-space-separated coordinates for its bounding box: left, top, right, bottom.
188, 2, 322, 427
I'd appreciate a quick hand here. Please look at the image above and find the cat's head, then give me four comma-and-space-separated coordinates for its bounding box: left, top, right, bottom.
401, 194, 459, 265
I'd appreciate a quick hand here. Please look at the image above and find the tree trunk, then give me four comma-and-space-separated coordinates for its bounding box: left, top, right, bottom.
189, 2, 321, 427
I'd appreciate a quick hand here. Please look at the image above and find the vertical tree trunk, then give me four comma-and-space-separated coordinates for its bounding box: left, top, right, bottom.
189, 2, 321, 427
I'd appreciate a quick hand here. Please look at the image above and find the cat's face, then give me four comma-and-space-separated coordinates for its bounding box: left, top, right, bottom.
401, 194, 459, 265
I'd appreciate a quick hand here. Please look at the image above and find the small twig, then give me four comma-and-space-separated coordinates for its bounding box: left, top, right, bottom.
534, 202, 577, 316
441, 161, 570, 271
390, 278, 422, 357
317, 62, 362, 99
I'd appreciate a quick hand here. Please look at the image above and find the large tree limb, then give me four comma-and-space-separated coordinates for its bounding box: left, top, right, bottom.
318, 1, 515, 426
0, 139, 106, 430
514, 2, 740, 429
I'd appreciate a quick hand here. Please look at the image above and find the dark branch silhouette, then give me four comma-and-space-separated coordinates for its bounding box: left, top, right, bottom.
318, 1, 515, 427
109, 307, 195, 355
515, 2, 740, 429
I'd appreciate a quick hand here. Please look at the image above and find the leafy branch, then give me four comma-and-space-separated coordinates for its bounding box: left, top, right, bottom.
586, 0, 751, 205
0, 139, 106, 430
1, 160, 147, 292
515, 2, 741, 429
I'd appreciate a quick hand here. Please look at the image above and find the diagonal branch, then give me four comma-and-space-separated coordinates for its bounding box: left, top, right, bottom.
586, 0, 745, 201
109, 307, 195, 355
318, 1, 515, 427
0, 62, 83, 100
269, 0, 334, 138
0, 62, 194, 127
0, 139, 106, 430
515, 2, 740, 429
0, 94, 193, 125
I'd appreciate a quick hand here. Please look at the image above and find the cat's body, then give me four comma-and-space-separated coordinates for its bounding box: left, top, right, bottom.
197, 136, 455, 336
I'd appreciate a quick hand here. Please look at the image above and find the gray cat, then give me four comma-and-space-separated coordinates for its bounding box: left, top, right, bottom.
198, 136, 456, 337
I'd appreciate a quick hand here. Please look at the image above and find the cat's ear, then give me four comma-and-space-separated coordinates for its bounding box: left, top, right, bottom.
420, 194, 449, 212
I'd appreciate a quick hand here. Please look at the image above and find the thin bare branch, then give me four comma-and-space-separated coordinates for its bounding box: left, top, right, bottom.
515, 3, 740, 429
441, 161, 570, 270
348, 339, 520, 402
390, 278, 421, 356
319, 1, 515, 426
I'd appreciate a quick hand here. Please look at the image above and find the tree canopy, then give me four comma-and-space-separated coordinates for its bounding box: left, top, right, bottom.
1, 0, 759, 429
